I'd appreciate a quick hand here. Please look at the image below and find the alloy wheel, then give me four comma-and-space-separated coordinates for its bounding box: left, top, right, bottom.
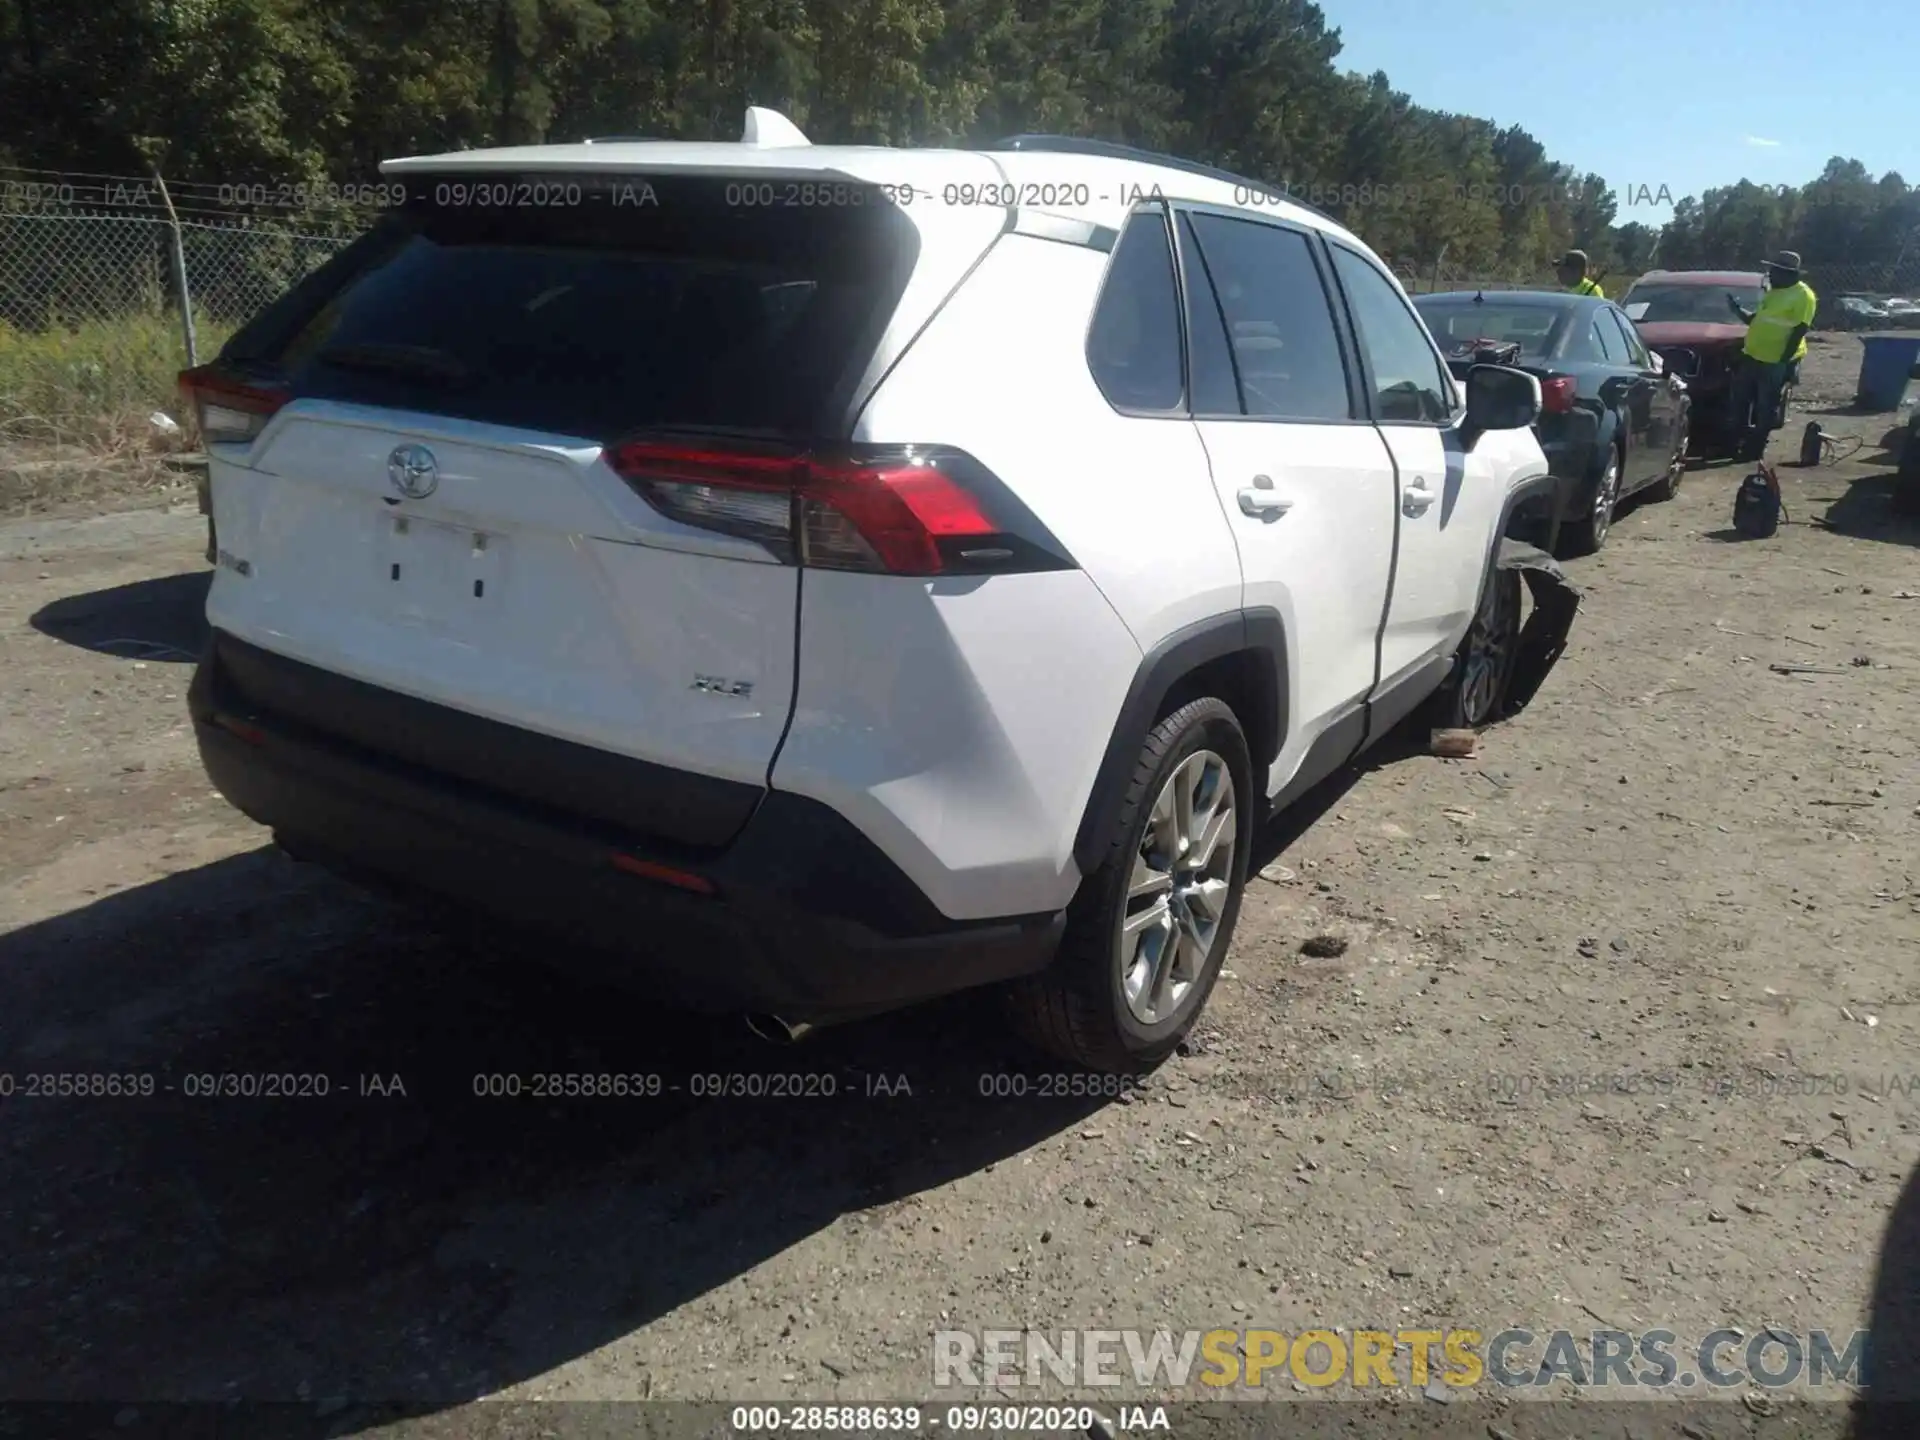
1591, 453, 1620, 546
1457, 570, 1519, 727
1117, 750, 1236, 1026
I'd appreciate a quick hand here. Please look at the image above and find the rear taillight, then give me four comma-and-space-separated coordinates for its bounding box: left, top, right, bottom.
609, 852, 715, 895
210, 713, 266, 746
606, 438, 1072, 577
178, 364, 289, 445
1539, 376, 1578, 414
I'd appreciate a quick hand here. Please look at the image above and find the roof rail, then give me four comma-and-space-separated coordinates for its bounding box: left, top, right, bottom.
581, 136, 653, 145
983, 134, 1338, 225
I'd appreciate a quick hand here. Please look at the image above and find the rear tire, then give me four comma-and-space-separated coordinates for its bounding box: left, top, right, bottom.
1006, 698, 1252, 1074
1558, 445, 1621, 557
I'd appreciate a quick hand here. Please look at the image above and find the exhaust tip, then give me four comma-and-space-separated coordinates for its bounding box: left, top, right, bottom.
744, 1013, 814, 1045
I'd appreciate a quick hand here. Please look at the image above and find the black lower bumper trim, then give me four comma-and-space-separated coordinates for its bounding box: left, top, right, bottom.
206, 630, 761, 852
189, 637, 1063, 1020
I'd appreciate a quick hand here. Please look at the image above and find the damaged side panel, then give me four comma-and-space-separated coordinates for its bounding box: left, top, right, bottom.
1497, 538, 1580, 716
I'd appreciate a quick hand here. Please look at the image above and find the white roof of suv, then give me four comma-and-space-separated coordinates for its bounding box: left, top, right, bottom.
379, 107, 1344, 243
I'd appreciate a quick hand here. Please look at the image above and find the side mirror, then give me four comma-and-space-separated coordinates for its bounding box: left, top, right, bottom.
1462, 364, 1540, 444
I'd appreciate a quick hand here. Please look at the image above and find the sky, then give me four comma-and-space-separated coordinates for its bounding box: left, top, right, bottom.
1324, 0, 1917, 227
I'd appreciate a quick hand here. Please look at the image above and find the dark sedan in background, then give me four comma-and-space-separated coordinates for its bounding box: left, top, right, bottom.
1414, 289, 1689, 556
1620, 269, 1769, 458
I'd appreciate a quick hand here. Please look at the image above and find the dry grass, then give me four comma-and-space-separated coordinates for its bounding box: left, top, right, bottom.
0, 307, 229, 515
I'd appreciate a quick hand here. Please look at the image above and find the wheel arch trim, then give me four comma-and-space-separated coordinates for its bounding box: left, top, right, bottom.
1473, 472, 1558, 631
1071, 608, 1287, 874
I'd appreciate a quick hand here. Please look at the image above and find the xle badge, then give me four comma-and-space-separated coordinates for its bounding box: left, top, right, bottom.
690, 675, 753, 698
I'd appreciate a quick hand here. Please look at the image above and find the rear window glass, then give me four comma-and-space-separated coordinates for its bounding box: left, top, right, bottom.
218, 175, 920, 440
1414, 301, 1563, 359
1623, 283, 1762, 323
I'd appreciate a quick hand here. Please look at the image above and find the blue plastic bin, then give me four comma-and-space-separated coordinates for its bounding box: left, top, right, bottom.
1855, 334, 1920, 412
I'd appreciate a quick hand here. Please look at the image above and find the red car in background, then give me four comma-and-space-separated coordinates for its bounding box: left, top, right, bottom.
1623, 270, 1774, 459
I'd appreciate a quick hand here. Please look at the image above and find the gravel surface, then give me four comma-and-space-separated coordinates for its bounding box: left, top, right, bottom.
1, 336, 1916, 1435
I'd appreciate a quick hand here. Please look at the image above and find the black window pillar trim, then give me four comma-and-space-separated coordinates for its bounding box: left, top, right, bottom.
1304, 228, 1369, 422
1170, 209, 1245, 419
1071, 608, 1287, 874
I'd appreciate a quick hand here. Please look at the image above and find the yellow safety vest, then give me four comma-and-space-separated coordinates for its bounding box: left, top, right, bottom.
1743, 281, 1817, 364
1571, 277, 1604, 298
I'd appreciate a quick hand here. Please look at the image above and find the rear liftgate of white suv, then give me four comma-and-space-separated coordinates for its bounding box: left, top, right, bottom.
185, 169, 1073, 874
187, 172, 975, 855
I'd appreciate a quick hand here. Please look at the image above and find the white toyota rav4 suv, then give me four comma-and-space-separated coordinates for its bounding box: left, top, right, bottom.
185, 111, 1564, 1072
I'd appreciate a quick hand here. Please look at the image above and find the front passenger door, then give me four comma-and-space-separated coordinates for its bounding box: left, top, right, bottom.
1325, 244, 1507, 701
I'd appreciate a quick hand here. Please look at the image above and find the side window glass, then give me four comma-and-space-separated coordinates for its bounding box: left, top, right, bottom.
1591, 317, 1620, 363
1176, 214, 1244, 415
1610, 309, 1649, 366
1562, 320, 1603, 363
1086, 212, 1186, 412
1328, 246, 1454, 424
1184, 212, 1353, 421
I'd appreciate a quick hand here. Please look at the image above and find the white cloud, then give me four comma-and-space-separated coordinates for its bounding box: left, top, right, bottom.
1745, 134, 1782, 147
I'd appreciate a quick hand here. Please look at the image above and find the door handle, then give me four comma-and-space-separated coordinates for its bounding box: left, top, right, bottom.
1237, 474, 1292, 517
1401, 478, 1435, 517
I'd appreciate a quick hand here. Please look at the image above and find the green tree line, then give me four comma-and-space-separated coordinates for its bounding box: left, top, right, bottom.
1, 0, 1915, 282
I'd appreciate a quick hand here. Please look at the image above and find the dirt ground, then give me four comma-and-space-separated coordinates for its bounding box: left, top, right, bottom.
2, 334, 1917, 1436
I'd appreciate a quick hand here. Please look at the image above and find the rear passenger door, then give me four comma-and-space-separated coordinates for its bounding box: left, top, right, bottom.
1606, 305, 1675, 484
1173, 207, 1399, 800
1324, 243, 1508, 702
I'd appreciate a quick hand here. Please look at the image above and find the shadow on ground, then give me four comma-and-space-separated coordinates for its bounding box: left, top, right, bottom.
29, 571, 209, 661
0, 847, 1107, 1419
1854, 1157, 1920, 1436
1813, 471, 1920, 547
1251, 726, 1427, 874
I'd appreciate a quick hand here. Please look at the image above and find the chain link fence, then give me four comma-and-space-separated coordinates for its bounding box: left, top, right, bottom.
1, 172, 363, 459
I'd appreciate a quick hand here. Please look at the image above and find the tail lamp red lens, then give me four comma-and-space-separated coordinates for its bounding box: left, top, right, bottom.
178, 364, 289, 445
609, 852, 715, 894
608, 439, 1021, 576
1539, 375, 1577, 414
210, 713, 266, 746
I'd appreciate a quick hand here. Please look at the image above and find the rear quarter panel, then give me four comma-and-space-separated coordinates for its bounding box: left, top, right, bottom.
770, 231, 1244, 921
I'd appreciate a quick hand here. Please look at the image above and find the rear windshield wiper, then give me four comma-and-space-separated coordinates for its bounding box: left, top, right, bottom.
316, 341, 470, 386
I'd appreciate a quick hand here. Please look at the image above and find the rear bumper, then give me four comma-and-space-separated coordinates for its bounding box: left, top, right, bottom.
1538, 437, 1592, 482
1536, 437, 1597, 524
189, 633, 1063, 1020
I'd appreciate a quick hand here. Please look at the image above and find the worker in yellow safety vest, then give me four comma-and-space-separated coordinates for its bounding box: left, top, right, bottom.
1556, 249, 1604, 298
1727, 250, 1817, 461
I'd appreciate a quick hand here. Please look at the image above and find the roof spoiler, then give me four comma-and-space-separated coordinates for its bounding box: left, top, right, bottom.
581, 108, 809, 147
742, 107, 810, 147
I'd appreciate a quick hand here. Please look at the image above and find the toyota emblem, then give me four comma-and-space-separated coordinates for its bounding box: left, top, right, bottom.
387, 444, 438, 499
